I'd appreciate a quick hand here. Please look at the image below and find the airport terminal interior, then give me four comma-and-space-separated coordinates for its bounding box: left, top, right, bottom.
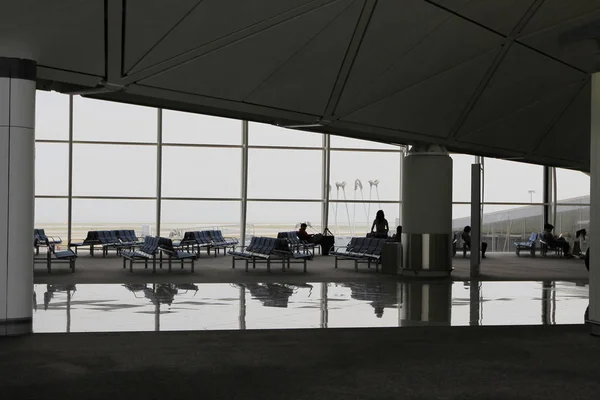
3, 1, 600, 398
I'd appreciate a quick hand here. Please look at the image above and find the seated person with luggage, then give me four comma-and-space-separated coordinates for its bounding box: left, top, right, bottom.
542, 223, 573, 258
462, 226, 487, 259
370, 210, 389, 239
297, 223, 313, 241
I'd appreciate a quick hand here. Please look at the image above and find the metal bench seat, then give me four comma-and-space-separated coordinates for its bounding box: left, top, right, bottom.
158, 238, 196, 273
34, 246, 77, 273
515, 232, 538, 257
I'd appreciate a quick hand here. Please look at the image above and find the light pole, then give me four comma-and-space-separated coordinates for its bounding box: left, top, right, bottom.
528, 190, 536, 203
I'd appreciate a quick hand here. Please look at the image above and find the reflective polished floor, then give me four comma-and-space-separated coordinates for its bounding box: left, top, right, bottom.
32, 281, 588, 333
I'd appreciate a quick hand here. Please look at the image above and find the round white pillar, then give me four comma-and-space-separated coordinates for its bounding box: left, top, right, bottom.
401, 145, 453, 277
0, 57, 36, 335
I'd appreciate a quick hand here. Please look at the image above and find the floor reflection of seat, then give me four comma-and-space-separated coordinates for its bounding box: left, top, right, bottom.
341, 283, 398, 318
244, 283, 312, 308
43, 284, 77, 310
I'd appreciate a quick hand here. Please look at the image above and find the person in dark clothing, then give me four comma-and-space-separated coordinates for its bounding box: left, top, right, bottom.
462, 226, 487, 259
392, 226, 402, 242
297, 223, 313, 242
542, 223, 572, 258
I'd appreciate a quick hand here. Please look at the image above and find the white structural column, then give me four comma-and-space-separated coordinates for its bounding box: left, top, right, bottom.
0, 58, 36, 336
590, 73, 600, 335
401, 145, 453, 277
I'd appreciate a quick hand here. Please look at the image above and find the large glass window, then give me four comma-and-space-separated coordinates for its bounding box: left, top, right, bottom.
73, 97, 157, 143
162, 147, 241, 198
71, 199, 156, 241
556, 168, 589, 202
451, 154, 474, 203
72, 144, 157, 197
330, 135, 400, 150
330, 151, 400, 201
162, 110, 241, 145
484, 158, 543, 203
329, 201, 400, 236
248, 122, 322, 147
35, 143, 68, 196
480, 205, 544, 252
34, 198, 68, 240
160, 200, 241, 238
247, 149, 322, 199
36, 91, 69, 140
246, 201, 321, 238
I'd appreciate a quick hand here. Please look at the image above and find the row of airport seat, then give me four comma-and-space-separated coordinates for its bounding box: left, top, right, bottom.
228, 236, 312, 273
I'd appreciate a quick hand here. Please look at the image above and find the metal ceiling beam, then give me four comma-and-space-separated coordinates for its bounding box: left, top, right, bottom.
105, 0, 125, 82
322, 0, 378, 120
119, 0, 342, 86
445, 0, 547, 141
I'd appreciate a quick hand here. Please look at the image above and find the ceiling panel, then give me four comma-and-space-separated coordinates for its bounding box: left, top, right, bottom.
336, 1, 503, 117
458, 83, 583, 152
520, 0, 600, 36
458, 43, 587, 135
244, 0, 363, 115
124, 0, 199, 73
341, 50, 499, 138
139, 0, 353, 102
519, 10, 600, 73
430, 0, 536, 35
0, 0, 104, 76
534, 82, 591, 166
129, 0, 319, 74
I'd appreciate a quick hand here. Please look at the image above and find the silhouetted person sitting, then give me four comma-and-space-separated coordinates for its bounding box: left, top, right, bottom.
542, 223, 572, 258
370, 210, 389, 238
297, 223, 313, 242
462, 226, 487, 259
392, 225, 402, 242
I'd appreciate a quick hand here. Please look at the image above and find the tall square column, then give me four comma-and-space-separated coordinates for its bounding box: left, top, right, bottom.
0, 57, 36, 335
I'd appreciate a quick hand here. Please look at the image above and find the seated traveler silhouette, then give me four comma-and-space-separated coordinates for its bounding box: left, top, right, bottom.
462, 226, 487, 259
370, 210, 389, 238
542, 223, 572, 258
392, 225, 402, 242
297, 223, 313, 242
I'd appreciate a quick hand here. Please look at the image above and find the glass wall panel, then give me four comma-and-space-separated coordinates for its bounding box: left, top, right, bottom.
247, 149, 322, 199
554, 204, 589, 256
248, 122, 322, 147
35, 91, 69, 140
556, 168, 590, 202
162, 110, 241, 145
71, 199, 156, 242
484, 158, 543, 203
73, 97, 157, 143
480, 205, 543, 252
451, 154, 474, 202
162, 147, 241, 198
451, 204, 472, 230
160, 200, 241, 238
330, 151, 400, 201
246, 201, 321, 238
72, 144, 157, 197
35, 198, 68, 241
330, 135, 400, 150
329, 201, 400, 237
35, 143, 68, 195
